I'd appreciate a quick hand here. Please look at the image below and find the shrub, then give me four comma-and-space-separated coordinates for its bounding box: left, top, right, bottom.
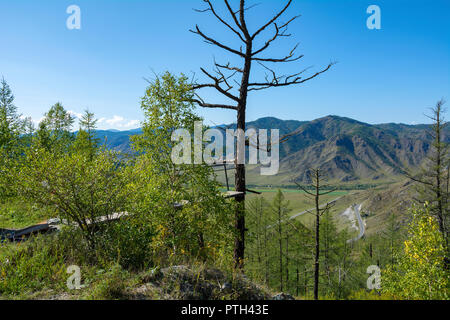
383, 204, 449, 300
85, 264, 130, 300
16, 147, 130, 248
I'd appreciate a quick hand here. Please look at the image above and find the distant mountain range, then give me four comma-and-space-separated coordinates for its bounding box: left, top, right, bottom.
96, 116, 449, 184
95, 128, 142, 152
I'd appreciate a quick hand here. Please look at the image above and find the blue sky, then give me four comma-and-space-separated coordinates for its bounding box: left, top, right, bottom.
0, 0, 449, 130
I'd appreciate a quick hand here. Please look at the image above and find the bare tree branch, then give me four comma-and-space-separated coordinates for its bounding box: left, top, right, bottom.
195, 0, 246, 43
190, 96, 237, 111
248, 62, 335, 91
190, 25, 245, 57
252, 0, 294, 39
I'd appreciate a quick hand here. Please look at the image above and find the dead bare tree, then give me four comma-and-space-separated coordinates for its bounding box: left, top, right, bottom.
190, 0, 335, 269
296, 169, 336, 300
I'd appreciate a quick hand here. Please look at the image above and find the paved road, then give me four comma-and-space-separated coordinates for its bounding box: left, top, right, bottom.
347, 204, 365, 243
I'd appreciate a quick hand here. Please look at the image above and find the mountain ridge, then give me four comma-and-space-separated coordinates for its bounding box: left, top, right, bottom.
96, 115, 448, 184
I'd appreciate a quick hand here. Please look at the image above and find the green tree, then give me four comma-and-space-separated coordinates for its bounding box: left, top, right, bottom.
246, 197, 271, 285
270, 189, 291, 292
74, 110, 100, 157
383, 204, 449, 300
16, 148, 129, 249
406, 100, 449, 264
39, 102, 75, 153
296, 169, 336, 300
0, 77, 24, 197
36, 121, 52, 150
0, 77, 23, 152
129, 72, 234, 264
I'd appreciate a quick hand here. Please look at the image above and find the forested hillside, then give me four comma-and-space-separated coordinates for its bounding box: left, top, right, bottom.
0, 75, 448, 300
1, 0, 448, 302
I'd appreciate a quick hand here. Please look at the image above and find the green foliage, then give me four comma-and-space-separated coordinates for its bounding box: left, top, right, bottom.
85, 264, 130, 300
245, 197, 271, 284
0, 236, 67, 297
407, 101, 449, 260
128, 72, 234, 266
270, 189, 291, 292
319, 211, 355, 299
37, 102, 75, 153
0, 78, 25, 198
348, 289, 396, 300
245, 189, 363, 299
0, 77, 23, 153
16, 147, 129, 248
383, 204, 449, 300
96, 216, 156, 270
0, 197, 54, 229
74, 109, 100, 158
246, 190, 310, 296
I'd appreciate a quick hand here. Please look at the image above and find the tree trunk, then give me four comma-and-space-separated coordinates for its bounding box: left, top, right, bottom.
233, 43, 252, 269
286, 236, 289, 289
278, 204, 283, 292
314, 175, 320, 300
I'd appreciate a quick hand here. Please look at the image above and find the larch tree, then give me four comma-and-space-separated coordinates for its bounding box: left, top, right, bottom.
0, 77, 23, 153
406, 99, 449, 267
79, 109, 99, 147
270, 189, 291, 292
0, 77, 24, 198
39, 102, 75, 153
190, 0, 334, 269
296, 169, 336, 300
75, 109, 100, 157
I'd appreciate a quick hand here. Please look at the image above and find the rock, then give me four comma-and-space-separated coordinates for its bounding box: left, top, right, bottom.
221, 282, 233, 293
272, 293, 295, 300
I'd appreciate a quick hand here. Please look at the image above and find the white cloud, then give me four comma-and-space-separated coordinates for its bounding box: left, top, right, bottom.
104, 115, 125, 126
124, 119, 140, 128
68, 110, 83, 119
97, 115, 141, 130
34, 110, 141, 131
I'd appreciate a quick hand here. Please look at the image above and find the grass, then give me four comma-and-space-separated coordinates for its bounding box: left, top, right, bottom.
0, 231, 272, 300
0, 197, 55, 229
245, 188, 351, 227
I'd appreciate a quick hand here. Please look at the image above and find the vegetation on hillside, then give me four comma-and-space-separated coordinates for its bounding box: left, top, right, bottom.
0, 0, 448, 300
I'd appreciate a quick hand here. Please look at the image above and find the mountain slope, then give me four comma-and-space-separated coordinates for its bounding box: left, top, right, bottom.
97, 116, 448, 184
243, 115, 447, 184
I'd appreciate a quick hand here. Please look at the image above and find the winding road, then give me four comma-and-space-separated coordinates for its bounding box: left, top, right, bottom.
265, 195, 366, 244
347, 204, 365, 243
